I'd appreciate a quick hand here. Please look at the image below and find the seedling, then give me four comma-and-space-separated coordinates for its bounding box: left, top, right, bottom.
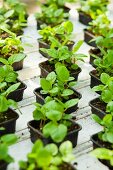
91, 148, 113, 166
93, 73, 113, 114
40, 64, 77, 100
39, 20, 73, 47
35, 4, 69, 28
0, 133, 17, 163
88, 14, 111, 36
79, 0, 109, 19
19, 140, 75, 170
92, 114, 113, 144
40, 40, 87, 69
33, 96, 78, 143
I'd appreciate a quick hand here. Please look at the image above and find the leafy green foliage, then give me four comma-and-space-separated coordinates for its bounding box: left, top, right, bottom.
0, 134, 17, 163
91, 148, 113, 166
0, 34, 24, 59
92, 114, 113, 144
93, 73, 113, 112
88, 14, 110, 36
0, 64, 20, 112
0, 0, 27, 34
40, 64, 78, 101
79, 0, 109, 19
19, 140, 75, 170
39, 20, 73, 47
33, 96, 77, 143
40, 40, 87, 70
45, 0, 76, 7
35, 4, 69, 27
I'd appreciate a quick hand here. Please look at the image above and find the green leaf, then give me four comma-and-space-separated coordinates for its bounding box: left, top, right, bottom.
65, 99, 79, 109
59, 141, 73, 155
0, 96, 9, 112
33, 109, 44, 121
0, 143, 8, 160
55, 65, 69, 82
3, 83, 20, 96
0, 58, 9, 65
92, 114, 102, 124
51, 124, 67, 143
106, 132, 113, 143
45, 144, 58, 156
1, 134, 18, 145
4, 10, 14, 18
40, 78, 52, 91
102, 90, 113, 103
100, 73, 110, 84
8, 53, 26, 65
103, 114, 112, 124
61, 89, 74, 97
46, 110, 62, 121
43, 122, 57, 138
46, 72, 56, 84
73, 40, 83, 53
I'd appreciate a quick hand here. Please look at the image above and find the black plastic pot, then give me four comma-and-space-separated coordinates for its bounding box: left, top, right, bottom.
89, 70, 101, 89
34, 87, 82, 114
12, 60, 24, 71
78, 11, 92, 25
7, 79, 27, 102
20, 162, 76, 170
0, 108, 19, 136
84, 29, 96, 47
39, 60, 81, 81
89, 48, 101, 68
91, 133, 113, 170
0, 161, 8, 170
38, 38, 75, 58
89, 97, 106, 119
28, 119, 82, 147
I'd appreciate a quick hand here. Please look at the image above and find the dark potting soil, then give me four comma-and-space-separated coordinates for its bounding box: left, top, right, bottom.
0, 109, 17, 123
92, 134, 113, 150
91, 98, 106, 113
40, 60, 80, 75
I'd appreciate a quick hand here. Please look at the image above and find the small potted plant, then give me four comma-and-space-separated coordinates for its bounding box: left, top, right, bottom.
89, 28, 113, 67
34, 64, 81, 113
91, 148, 113, 169
91, 114, 113, 150
0, 92, 20, 135
0, 133, 17, 170
84, 14, 110, 47
38, 20, 75, 57
89, 73, 113, 118
28, 97, 81, 146
0, 63, 27, 102
1, 0, 28, 36
35, 4, 69, 29
78, 0, 108, 25
39, 40, 87, 80
19, 140, 77, 170
89, 48, 113, 88
0, 31, 26, 71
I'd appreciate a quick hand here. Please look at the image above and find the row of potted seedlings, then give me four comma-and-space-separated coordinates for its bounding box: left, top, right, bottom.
26, 1, 89, 169
0, 0, 82, 170
1, 0, 112, 169
83, 6, 113, 168
0, 0, 28, 169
